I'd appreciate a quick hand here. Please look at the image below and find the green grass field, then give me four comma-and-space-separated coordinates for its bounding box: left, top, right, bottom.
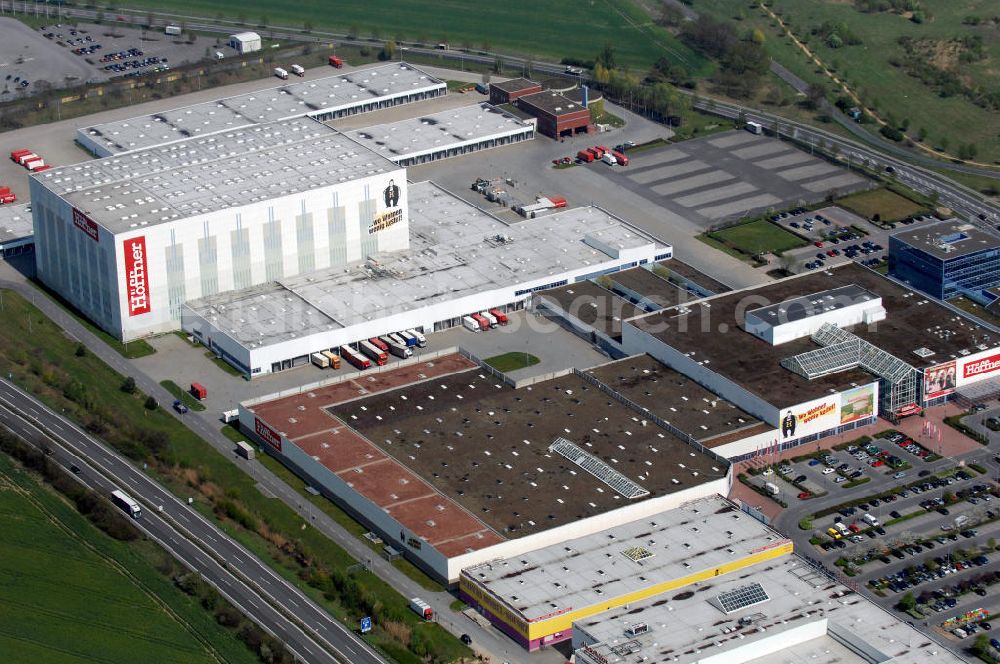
709, 218, 807, 257
837, 188, 925, 221
126, 0, 709, 73
484, 352, 541, 372
0, 289, 470, 663
694, 0, 1000, 164
0, 454, 254, 664
160, 379, 207, 411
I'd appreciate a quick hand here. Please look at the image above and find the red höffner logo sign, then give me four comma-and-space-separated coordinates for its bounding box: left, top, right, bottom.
963, 352, 1000, 379
124, 236, 150, 316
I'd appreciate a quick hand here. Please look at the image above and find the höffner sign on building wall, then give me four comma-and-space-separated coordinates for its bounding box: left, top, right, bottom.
124, 236, 150, 317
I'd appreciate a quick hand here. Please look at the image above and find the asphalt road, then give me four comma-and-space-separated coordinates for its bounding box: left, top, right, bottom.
0, 378, 385, 664
0, 272, 537, 664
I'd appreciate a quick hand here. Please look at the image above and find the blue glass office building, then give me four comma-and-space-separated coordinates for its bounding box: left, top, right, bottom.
889, 221, 1000, 304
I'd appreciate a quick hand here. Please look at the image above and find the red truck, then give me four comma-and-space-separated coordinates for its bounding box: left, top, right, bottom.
611, 150, 629, 166
10, 149, 32, 162
328, 55, 344, 68
576, 150, 594, 163
359, 340, 388, 366
488, 308, 508, 325
340, 345, 371, 370
368, 337, 389, 352
190, 382, 207, 400
0, 187, 16, 205
470, 313, 490, 331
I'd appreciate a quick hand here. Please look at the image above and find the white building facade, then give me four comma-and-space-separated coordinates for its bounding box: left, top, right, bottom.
31, 145, 408, 341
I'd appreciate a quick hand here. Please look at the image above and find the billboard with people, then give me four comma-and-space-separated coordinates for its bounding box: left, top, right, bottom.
779, 381, 879, 441
923, 360, 956, 400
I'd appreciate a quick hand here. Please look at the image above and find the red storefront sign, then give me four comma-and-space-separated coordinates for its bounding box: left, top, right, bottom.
254, 417, 282, 452
72, 208, 99, 241
124, 236, 150, 316
963, 352, 1000, 380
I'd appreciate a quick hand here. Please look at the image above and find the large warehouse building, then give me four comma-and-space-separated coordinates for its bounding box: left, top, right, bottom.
240, 354, 730, 582
618, 263, 1000, 459
31, 117, 408, 341
459, 495, 792, 651
182, 181, 670, 376
572, 554, 962, 664
347, 102, 535, 166
76, 62, 447, 157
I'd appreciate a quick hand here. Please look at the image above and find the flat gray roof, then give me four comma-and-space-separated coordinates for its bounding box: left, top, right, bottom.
491, 77, 540, 93
0, 203, 33, 245
517, 91, 585, 117
891, 219, 1000, 260
575, 555, 961, 664
38, 118, 400, 234
461, 496, 788, 622
78, 62, 446, 155
748, 284, 877, 324
348, 102, 533, 162
188, 181, 662, 348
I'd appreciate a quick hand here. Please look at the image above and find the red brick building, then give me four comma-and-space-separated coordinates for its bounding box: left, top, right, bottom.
515, 91, 591, 138
488, 77, 543, 105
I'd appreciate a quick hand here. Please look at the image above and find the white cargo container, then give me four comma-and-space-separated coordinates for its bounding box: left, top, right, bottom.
221, 409, 239, 424
746, 121, 763, 135
602, 152, 617, 165
165, 25, 182, 36
290, 64, 305, 76
463, 316, 480, 332
409, 597, 433, 620
764, 482, 779, 496
274, 67, 288, 80
311, 352, 330, 368
236, 441, 255, 460
480, 311, 498, 328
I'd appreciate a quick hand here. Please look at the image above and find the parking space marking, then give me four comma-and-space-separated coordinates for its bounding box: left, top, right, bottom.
675, 181, 758, 208
626, 149, 690, 169
776, 162, 842, 181
730, 141, 791, 160
753, 151, 814, 170
698, 193, 782, 220
802, 173, 865, 192
650, 170, 735, 196
708, 132, 762, 148
627, 159, 710, 184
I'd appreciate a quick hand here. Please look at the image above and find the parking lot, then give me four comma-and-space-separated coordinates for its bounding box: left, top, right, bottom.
38, 22, 226, 82
778, 436, 1000, 649
581, 131, 871, 229
0, 17, 93, 98
769, 204, 939, 273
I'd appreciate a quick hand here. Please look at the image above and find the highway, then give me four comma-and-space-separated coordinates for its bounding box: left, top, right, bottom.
0, 377, 386, 664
